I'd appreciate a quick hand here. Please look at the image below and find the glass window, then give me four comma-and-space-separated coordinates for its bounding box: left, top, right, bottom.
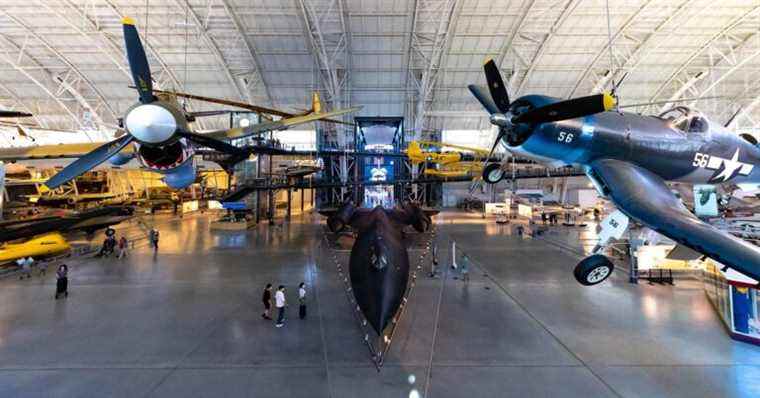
688, 116, 709, 134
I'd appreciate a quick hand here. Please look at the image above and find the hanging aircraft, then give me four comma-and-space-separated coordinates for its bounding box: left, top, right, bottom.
469, 58, 760, 287
406, 140, 502, 178
0, 17, 359, 190
0, 206, 134, 264
321, 202, 436, 334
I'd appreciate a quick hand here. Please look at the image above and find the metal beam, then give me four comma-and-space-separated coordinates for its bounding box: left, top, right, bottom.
2, 9, 116, 126
172, 0, 248, 102
567, 0, 654, 97
0, 33, 84, 130
589, 0, 702, 95
514, 0, 582, 96
218, 0, 275, 106
648, 5, 760, 105
494, 0, 536, 72
411, 0, 461, 139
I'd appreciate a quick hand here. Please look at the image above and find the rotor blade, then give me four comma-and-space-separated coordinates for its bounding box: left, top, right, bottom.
483, 59, 510, 113
512, 93, 616, 124
122, 17, 154, 104
45, 135, 135, 189
176, 130, 249, 156
467, 85, 501, 115
0, 110, 32, 118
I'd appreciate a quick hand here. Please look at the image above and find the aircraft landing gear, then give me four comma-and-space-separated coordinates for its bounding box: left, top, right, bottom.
482, 163, 504, 184
573, 254, 614, 286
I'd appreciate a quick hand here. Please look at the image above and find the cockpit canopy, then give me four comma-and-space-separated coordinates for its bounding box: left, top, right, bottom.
658, 106, 709, 134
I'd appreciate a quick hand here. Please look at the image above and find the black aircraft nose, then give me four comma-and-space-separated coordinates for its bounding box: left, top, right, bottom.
349, 226, 409, 334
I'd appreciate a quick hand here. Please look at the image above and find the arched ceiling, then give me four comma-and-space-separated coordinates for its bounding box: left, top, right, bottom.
0, 0, 758, 141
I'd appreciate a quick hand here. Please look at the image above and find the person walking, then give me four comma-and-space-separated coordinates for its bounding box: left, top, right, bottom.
275, 285, 286, 327
55, 264, 68, 299
38, 260, 48, 276
298, 282, 307, 320
117, 236, 128, 259
460, 253, 470, 283
149, 228, 160, 251
261, 284, 273, 320
18, 257, 32, 280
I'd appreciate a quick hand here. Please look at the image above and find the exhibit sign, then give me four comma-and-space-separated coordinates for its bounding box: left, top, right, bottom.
222, 201, 247, 210
517, 204, 532, 218
693, 184, 718, 217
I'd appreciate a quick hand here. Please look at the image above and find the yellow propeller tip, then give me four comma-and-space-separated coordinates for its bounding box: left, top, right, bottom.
122, 16, 135, 25
484, 58, 494, 66
602, 92, 616, 111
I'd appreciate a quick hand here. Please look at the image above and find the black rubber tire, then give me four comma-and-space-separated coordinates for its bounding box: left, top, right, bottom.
573, 254, 614, 286
482, 163, 504, 184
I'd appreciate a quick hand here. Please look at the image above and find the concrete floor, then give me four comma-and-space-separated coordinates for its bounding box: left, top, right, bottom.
0, 210, 759, 397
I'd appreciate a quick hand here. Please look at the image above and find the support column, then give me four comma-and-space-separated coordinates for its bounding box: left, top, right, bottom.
287, 188, 292, 221
301, 189, 305, 213
0, 161, 5, 221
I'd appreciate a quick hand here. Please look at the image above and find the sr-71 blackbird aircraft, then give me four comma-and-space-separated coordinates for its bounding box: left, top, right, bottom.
321, 202, 436, 334
0, 17, 359, 190
470, 59, 760, 287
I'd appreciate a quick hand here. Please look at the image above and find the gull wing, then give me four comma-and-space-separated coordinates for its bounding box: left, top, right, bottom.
0, 142, 133, 161
590, 158, 760, 282
204, 107, 362, 141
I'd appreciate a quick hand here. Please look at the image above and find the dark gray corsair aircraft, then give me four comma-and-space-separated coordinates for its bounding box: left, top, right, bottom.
471, 59, 760, 287
321, 202, 435, 334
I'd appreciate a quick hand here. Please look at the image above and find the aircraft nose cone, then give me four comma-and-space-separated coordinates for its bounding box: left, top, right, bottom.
349, 229, 409, 335
125, 104, 177, 144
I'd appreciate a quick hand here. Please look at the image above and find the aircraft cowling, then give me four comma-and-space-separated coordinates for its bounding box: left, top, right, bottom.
161, 160, 196, 189
108, 152, 134, 166
136, 138, 196, 189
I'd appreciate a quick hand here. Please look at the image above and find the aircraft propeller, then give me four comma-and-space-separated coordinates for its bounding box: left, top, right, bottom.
44, 17, 253, 190
468, 59, 617, 186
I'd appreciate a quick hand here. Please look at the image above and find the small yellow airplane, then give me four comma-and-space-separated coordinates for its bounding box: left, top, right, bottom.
0, 232, 70, 264
406, 140, 499, 178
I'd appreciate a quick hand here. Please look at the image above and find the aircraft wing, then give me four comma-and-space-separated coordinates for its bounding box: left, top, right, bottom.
590, 158, 760, 282
204, 107, 362, 141
0, 143, 134, 161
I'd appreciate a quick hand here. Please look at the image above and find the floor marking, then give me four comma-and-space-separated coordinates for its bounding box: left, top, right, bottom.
423, 231, 448, 398
461, 240, 625, 398
312, 241, 334, 398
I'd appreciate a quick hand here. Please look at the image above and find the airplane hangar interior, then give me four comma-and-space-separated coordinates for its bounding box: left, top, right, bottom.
3, 0, 760, 397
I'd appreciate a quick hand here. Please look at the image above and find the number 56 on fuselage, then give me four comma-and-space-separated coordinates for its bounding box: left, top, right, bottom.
472, 58, 760, 287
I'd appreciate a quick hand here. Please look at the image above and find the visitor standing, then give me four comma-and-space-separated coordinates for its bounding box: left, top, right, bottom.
55, 264, 68, 299
117, 236, 128, 259
460, 253, 470, 283
261, 284, 273, 320
298, 282, 307, 320
275, 285, 286, 327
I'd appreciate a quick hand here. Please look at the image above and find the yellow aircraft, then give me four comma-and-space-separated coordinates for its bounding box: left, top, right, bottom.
0, 232, 71, 264
406, 140, 498, 178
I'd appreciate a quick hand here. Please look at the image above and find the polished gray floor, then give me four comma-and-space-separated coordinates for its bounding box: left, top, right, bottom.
0, 210, 759, 397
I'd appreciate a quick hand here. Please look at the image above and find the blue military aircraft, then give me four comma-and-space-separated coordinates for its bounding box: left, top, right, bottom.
471, 59, 760, 287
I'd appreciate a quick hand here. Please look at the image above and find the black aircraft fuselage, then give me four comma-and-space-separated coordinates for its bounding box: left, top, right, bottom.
323, 203, 434, 334
0, 206, 134, 243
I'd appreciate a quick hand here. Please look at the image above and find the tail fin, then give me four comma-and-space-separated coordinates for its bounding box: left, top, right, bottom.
311, 92, 322, 114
